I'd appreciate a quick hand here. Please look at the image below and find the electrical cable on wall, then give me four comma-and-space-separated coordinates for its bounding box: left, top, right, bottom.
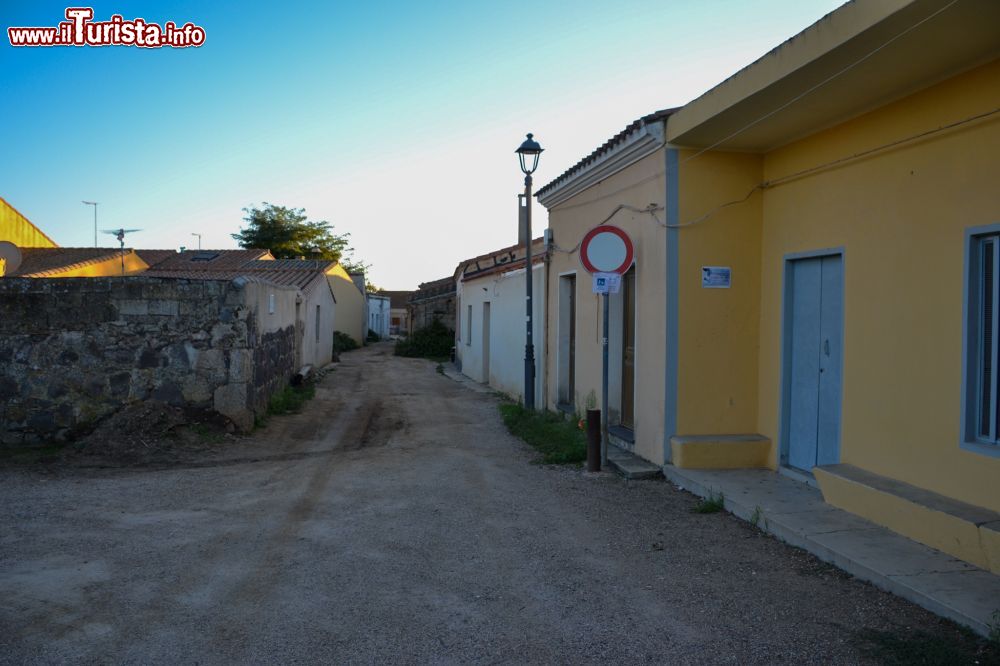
548, 170, 665, 213
549, 104, 999, 242
550, 203, 663, 255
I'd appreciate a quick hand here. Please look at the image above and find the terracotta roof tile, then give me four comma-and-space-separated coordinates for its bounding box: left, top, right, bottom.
536, 108, 678, 197
379, 290, 414, 308
143, 267, 330, 295
8, 247, 126, 277
457, 237, 545, 282
135, 249, 180, 267
146, 249, 273, 270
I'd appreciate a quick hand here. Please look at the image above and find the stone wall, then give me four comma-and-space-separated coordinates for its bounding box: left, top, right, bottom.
249, 322, 296, 416
0, 276, 299, 444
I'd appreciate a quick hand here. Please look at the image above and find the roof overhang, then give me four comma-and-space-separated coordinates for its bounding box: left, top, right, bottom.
666, 0, 1000, 152
537, 117, 667, 209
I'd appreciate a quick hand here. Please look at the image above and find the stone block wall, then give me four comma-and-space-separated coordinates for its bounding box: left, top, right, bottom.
0, 276, 298, 444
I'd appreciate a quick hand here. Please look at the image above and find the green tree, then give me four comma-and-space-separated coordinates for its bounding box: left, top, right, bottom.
233, 203, 356, 263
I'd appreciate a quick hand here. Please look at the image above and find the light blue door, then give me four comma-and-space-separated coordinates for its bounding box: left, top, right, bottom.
787, 254, 843, 472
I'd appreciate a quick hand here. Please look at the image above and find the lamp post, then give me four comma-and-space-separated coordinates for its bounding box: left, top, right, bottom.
516, 133, 543, 410
191, 232, 202, 250
82, 201, 99, 247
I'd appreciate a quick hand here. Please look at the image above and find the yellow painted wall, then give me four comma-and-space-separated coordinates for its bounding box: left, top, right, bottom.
544, 150, 667, 464
757, 59, 1000, 512
0, 198, 57, 248
327, 263, 366, 344
676, 151, 763, 437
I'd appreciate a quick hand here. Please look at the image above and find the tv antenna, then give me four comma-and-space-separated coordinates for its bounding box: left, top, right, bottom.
82, 201, 99, 247
102, 228, 142, 275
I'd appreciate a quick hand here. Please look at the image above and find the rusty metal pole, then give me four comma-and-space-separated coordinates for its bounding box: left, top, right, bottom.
586, 408, 601, 472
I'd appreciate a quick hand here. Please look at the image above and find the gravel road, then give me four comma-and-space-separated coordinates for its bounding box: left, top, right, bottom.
0, 344, 978, 664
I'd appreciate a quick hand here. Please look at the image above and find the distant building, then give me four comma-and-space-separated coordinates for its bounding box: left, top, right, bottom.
409, 276, 455, 331
379, 290, 414, 336
366, 293, 390, 340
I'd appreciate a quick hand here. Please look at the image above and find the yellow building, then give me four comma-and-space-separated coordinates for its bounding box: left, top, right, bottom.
327, 263, 367, 345
0, 198, 57, 249
538, 0, 1000, 573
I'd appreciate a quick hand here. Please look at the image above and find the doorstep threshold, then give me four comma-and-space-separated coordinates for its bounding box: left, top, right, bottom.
606, 444, 662, 480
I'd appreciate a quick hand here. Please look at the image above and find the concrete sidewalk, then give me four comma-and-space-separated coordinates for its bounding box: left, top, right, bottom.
663, 466, 1000, 637
440, 364, 494, 393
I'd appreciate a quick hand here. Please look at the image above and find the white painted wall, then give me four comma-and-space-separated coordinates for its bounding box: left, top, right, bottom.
367, 294, 391, 340
300, 284, 336, 369
241, 280, 298, 335
241, 278, 334, 370
456, 261, 546, 403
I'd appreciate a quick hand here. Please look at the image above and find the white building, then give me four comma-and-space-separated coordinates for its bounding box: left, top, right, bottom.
455, 239, 546, 402
366, 293, 390, 341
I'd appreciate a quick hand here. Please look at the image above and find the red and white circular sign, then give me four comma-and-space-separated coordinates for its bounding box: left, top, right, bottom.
580, 225, 634, 274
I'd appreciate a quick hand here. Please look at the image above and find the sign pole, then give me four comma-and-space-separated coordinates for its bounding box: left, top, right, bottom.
579, 224, 634, 471
601, 291, 609, 467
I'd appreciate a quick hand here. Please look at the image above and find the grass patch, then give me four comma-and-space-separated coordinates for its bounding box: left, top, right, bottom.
693, 491, 725, 514
856, 627, 1000, 666
255, 382, 317, 428
189, 423, 223, 444
269, 383, 315, 415
498, 402, 587, 465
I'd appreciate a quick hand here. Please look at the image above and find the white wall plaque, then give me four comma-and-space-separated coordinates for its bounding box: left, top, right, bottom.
592, 272, 622, 294
702, 266, 731, 288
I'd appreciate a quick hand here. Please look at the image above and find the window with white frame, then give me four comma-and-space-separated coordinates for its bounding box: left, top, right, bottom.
466, 305, 472, 345
970, 233, 1000, 446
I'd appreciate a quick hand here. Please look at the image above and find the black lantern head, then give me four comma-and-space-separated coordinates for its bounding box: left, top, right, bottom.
516, 133, 543, 175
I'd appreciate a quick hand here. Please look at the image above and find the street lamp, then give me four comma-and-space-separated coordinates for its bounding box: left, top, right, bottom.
82, 201, 99, 247
191, 232, 202, 250
516, 133, 543, 410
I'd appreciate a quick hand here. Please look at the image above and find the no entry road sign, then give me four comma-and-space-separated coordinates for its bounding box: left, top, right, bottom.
580, 225, 634, 275
578, 223, 635, 471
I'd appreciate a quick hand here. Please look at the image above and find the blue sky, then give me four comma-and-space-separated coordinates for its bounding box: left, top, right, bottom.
1, 0, 843, 288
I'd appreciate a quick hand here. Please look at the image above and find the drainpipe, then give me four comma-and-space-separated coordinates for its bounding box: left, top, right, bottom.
664, 141, 680, 464
542, 239, 552, 411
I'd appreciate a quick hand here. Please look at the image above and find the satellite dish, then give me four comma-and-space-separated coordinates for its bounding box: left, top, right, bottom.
0, 241, 23, 276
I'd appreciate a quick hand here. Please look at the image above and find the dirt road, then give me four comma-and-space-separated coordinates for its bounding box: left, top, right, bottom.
0, 344, 979, 664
